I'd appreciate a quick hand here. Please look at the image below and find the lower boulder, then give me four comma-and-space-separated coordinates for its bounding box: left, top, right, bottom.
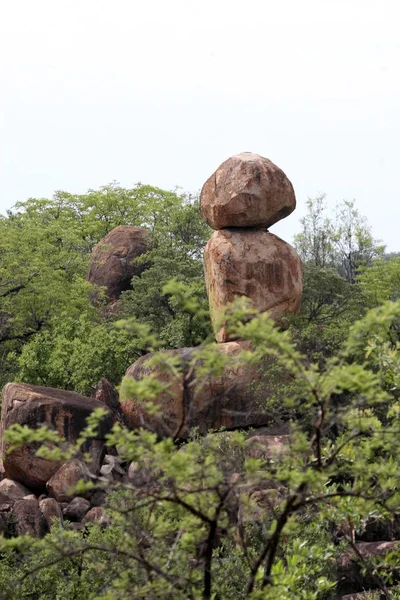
0, 383, 114, 492
12, 497, 46, 537
121, 341, 273, 438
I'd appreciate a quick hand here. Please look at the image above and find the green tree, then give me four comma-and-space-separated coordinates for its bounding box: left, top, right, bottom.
2, 300, 400, 598
0, 184, 210, 389
294, 196, 384, 283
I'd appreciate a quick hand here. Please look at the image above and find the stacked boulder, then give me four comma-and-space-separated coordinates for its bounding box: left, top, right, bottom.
201, 152, 302, 342
120, 153, 302, 437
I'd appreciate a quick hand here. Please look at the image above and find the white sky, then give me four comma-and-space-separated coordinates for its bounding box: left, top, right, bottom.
1, 0, 399, 248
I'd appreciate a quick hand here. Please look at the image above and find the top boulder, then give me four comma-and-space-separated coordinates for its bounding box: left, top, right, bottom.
200, 153, 296, 230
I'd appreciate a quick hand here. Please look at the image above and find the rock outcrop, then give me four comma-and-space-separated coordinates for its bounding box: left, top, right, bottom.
1, 383, 114, 491
87, 225, 149, 301
200, 152, 296, 230
204, 229, 302, 342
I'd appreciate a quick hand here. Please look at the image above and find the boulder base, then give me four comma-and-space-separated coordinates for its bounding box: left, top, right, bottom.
203, 229, 302, 342
121, 341, 272, 438
200, 153, 296, 230
1, 383, 113, 491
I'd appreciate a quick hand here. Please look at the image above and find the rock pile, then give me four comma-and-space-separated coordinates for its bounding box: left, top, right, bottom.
201, 152, 302, 342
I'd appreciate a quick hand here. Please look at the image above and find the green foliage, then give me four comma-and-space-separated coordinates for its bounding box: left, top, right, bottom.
0, 183, 210, 390
3, 302, 400, 598
294, 195, 384, 283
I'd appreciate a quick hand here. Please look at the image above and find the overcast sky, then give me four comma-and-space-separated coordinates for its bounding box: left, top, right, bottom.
1, 0, 399, 249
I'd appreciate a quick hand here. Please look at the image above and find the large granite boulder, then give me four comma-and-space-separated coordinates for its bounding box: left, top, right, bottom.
121, 341, 272, 438
87, 225, 150, 301
200, 153, 296, 230
1, 384, 114, 491
203, 229, 302, 342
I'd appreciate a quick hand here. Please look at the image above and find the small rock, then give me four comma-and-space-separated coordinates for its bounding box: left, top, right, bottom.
0, 479, 32, 501
63, 497, 90, 522
12, 497, 45, 537
39, 497, 63, 530
46, 460, 90, 503
83, 507, 110, 526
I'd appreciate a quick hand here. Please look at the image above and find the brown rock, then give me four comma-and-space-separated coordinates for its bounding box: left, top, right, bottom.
0, 383, 113, 491
63, 497, 90, 521
46, 460, 90, 503
200, 153, 296, 230
121, 341, 272, 438
94, 378, 128, 428
83, 506, 110, 526
12, 497, 45, 537
87, 225, 149, 301
203, 229, 302, 342
0, 479, 32, 501
39, 497, 63, 530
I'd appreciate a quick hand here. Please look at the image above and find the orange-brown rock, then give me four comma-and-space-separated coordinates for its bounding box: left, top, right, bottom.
121, 341, 272, 438
200, 153, 296, 230
87, 225, 149, 301
203, 229, 302, 342
0, 383, 114, 491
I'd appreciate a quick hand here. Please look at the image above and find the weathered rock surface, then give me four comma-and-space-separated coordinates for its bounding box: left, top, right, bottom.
200, 153, 296, 230
83, 506, 110, 526
0, 383, 113, 491
95, 378, 128, 428
0, 479, 32, 502
12, 497, 45, 537
46, 460, 90, 503
63, 497, 90, 521
121, 341, 272, 438
87, 225, 149, 301
39, 497, 63, 530
203, 229, 302, 342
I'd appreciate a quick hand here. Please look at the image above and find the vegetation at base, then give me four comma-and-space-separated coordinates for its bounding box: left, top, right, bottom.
1, 188, 400, 598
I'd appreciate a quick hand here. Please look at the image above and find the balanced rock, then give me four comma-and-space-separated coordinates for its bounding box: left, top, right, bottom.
203, 229, 302, 342
87, 225, 149, 301
121, 341, 271, 438
200, 153, 296, 230
1, 383, 113, 491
